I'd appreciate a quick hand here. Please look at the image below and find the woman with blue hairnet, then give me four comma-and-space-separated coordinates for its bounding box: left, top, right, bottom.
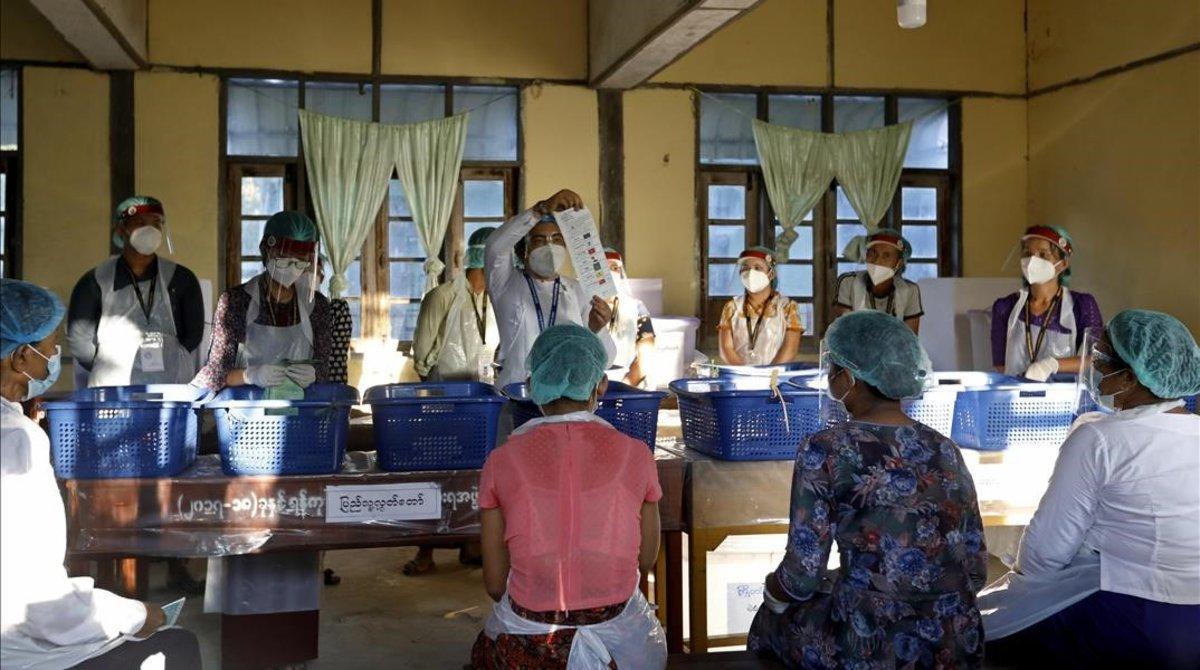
832, 229, 924, 333
990, 225, 1103, 381
1, 279, 202, 669
981, 309, 1200, 669
749, 311, 988, 669
471, 324, 667, 668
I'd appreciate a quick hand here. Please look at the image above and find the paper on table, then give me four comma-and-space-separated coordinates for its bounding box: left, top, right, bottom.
553, 207, 618, 300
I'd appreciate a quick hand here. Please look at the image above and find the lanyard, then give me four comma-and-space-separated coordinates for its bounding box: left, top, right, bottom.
124, 262, 157, 324
470, 290, 489, 344
743, 293, 775, 351
1024, 288, 1063, 363
524, 274, 561, 333
608, 296, 620, 331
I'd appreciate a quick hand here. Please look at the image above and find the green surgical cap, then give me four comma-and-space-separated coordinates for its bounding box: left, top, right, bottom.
528, 324, 608, 406
0, 278, 65, 358
466, 227, 496, 269
1108, 309, 1200, 400
826, 311, 931, 400
263, 211, 318, 243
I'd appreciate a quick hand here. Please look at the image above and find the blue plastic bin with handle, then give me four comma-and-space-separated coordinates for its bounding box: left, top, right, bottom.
951, 381, 1081, 451
904, 372, 1016, 437
502, 381, 666, 450
44, 385, 203, 479
670, 378, 820, 461
206, 383, 358, 476
713, 361, 817, 381
365, 382, 507, 471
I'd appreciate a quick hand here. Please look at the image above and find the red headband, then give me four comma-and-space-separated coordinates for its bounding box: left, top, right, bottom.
605, 250, 623, 262
738, 249, 772, 263
866, 233, 903, 250
1023, 226, 1072, 255
118, 202, 164, 222
265, 236, 318, 256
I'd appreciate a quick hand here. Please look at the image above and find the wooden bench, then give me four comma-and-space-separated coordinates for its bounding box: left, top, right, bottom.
667, 650, 785, 668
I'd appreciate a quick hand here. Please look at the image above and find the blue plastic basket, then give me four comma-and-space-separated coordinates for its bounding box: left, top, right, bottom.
951, 381, 1080, 451
502, 381, 666, 449
714, 362, 817, 381
671, 378, 821, 461
206, 384, 358, 476
905, 372, 1016, 436
365, 382, 507, 471
1185, 395, 1198, 414
44, 385, 202, 479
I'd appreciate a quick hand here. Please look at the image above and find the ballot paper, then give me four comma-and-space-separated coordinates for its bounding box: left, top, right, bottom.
553, 207, 618, 300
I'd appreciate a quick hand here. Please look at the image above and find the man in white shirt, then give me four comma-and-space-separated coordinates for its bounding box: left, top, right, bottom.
485, 189, 615, 389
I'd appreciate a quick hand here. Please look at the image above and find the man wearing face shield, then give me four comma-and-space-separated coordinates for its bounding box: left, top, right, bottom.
484, 189, 616, 389
831, 228, 923, 334
67, 196, 205, 387
718, 247, 804, 365
990, 225, 1103, 381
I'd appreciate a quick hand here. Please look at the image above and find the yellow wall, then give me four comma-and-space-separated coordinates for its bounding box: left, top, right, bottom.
381, 0, 586, 80
623, 89, 698, 316
521, 84, 599, 213
0, 0, 84, 63
135, 71, 220, 285
1027, 0, 1200, 90
961, 98, 1028, 276
148, 0, 373, 73
1028, 53, 1200, 333
22, 67, 109, 300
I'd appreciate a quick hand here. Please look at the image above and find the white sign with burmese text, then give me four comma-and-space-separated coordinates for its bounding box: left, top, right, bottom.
326, 483, 442, 523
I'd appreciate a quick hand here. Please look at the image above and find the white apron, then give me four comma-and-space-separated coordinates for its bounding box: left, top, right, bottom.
1003, 288, 1077, 376
482, 588, 667, 670
89, 257, 196, 387
845, 272, 921, 319
433, 277, 499, 382
206, 274, 318, 616
728, 294, 792, 366
607, 296, 643, 378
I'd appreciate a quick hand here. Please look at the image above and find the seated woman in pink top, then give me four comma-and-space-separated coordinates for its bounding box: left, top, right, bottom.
471, 324, 667, 669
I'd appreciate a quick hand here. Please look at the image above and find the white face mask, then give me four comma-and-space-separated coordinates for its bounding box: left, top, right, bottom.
528, 245, 567, 278
866, 263, 896, 285
612, 273, 630, 296
740, 269, 770, 293
128, 226, 163, 255
267, 259, 306, 288
1021, 256, 1060, 285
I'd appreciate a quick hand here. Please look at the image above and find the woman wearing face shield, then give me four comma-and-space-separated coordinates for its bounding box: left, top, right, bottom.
471, 325, 666, 668
990, 225, 1103, 381
749, 311, 988, 669
831, 229, 923, 334
193, 211, 331, 391
980, 310, 1200, 669
603, 248, 656, 388
718, 247, 804, 365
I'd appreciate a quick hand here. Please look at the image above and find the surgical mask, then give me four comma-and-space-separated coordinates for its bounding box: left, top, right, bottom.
21, 344, 61, 400
267, 258, 308, 288
528, 245, 567, 277
1086, 366, 1133, 413
1021, 256, 1060, 285
740, 269, 770, 293
866, 263, 896, 285
825, 368, 855, 404
612, 274, 630, 296
128, 226, 163, 255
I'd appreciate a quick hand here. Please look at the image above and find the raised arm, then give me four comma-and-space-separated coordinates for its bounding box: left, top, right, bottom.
485, 209, 538, 295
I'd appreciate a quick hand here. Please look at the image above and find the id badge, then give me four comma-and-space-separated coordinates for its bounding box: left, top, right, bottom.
138, 331, 166, 372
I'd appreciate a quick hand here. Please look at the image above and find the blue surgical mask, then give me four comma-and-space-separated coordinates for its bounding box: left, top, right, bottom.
22, 344, 62, 400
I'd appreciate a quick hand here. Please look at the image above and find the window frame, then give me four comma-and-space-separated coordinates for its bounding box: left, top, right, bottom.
1, 66, 22, 279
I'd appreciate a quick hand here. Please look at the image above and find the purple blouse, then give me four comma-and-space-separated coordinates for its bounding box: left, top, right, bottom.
990, 290, 1103, 368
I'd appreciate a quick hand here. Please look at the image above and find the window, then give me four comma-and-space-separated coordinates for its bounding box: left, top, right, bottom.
223, 78, 519, 342
697, 91, 959, 344
1, 68, 20, 278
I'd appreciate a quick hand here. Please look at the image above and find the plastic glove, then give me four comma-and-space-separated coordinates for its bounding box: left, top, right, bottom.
244, 363, 288, 387
286, 363, 317, 388
762, 572, 790, 614
1023, 357, 1059, 382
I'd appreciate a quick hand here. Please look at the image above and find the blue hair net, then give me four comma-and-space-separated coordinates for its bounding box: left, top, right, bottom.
466, 226, 496, 270
825, 311, 931, 400
1, 279, 66, 358
263, 211, 318, 243
1108, 309, 1200, 400
527, 324, 608, 406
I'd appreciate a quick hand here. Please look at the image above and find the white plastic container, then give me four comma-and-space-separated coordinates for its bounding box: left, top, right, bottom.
648, 316, 700, 389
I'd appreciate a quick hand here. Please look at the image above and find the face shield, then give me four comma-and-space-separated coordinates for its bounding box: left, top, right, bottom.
1078, 326, 1129, 414
818, 340, 852, 426
1002, 229, 1071, 287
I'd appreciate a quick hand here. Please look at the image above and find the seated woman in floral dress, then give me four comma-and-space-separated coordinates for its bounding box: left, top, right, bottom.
749, 311, 989, 669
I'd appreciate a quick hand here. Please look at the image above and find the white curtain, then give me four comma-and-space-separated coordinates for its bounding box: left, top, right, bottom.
392, 113, 469, 294
299, 110, 395, 298
752, 120, 836, 262
834, 122, 913, 231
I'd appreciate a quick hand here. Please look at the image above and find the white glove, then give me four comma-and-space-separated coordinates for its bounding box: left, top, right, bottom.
285, 363, 317, 388
762, 572, 790, 614
1024, 357, 1059, 382
244, 363, 288, 388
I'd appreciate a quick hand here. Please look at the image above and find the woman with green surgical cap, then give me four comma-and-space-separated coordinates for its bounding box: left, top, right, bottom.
193, 210, 332, 391
749, 311, 988, 669
471, 324, 666, 668
832, 228, 924, 334
982, 309, 1200, 669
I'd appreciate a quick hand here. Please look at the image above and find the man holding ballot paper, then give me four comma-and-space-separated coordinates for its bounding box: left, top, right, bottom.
485, 189, 617, 389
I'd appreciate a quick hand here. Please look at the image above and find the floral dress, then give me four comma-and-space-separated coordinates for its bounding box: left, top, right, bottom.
749, 422, 989, 670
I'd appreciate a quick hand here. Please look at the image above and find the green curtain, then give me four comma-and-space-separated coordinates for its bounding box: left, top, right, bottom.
392, 113, 469, 294
299, 110, 395, 298
752, 120, 836, 262
834, 122, 913, 231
